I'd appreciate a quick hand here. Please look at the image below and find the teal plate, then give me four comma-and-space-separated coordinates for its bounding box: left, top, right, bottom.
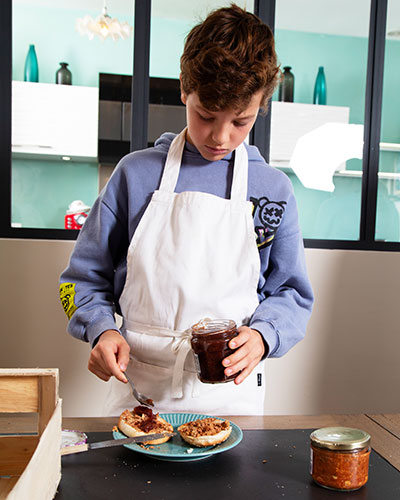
112, 413, 243, 462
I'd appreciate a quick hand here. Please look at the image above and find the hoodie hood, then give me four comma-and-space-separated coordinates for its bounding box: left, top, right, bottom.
154, 132, 267, 164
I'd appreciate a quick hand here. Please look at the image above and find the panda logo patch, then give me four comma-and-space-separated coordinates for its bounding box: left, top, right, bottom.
251, 196, 286, 248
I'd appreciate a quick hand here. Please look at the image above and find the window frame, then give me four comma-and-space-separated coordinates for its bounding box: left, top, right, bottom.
1, 0, 399, 251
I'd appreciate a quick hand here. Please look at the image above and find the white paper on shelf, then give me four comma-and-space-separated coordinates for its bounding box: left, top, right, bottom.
289, 122, 364, 192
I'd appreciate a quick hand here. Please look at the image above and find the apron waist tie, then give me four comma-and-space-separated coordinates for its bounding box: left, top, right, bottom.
123, 319, 194, 399
171, 332, 192, 399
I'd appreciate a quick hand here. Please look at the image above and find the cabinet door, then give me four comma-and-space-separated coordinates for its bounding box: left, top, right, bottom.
12, 81, 98, 160
98, 100, 122, 141
270, 101, 350, 164
122, 102, 186, 143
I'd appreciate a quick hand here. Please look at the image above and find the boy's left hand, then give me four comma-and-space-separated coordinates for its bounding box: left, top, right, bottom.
222, 326, 266, 385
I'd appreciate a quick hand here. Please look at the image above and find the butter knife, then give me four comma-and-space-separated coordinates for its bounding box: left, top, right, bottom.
61, 432, 175, 455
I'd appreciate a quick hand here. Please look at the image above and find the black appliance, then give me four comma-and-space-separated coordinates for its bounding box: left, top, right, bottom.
98, 73, 186, 165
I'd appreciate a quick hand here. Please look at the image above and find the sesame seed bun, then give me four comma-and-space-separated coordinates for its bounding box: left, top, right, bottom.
118, 408, 173, 445
178, 417, 232, 447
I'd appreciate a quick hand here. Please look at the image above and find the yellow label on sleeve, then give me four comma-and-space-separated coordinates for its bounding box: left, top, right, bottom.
59, 282, 77, 320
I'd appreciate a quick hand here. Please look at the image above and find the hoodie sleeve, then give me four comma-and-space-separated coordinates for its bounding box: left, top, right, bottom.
249, 186, 314, 358
59, 171, 129, 347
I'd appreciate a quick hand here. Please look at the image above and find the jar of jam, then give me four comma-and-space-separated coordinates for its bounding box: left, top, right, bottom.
310, 427, 371, 491
190, 319, 238, 384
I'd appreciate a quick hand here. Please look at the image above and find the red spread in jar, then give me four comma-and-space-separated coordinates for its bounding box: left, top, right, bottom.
310, 427, 371, 491
190, 319, 238, 383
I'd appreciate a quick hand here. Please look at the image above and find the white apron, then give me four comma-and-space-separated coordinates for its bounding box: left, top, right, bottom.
104, 128, 265, 416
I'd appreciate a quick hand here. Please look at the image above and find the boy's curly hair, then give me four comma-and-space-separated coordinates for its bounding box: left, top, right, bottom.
180, 3, 280, 114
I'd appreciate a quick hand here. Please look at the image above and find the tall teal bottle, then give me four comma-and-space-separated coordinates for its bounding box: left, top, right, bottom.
24, 44, 39, 82
313, 66, 326, 105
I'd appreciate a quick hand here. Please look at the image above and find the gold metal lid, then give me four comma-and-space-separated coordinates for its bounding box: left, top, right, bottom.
310, 427, 371, 451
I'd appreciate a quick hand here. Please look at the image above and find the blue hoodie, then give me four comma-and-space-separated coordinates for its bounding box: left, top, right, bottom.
60, 133, 314, 357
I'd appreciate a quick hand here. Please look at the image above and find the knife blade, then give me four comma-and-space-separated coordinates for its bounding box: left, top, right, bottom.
61, 432, 175, 456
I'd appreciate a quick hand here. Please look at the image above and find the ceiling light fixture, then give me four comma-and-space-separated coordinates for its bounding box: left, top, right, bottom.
76, 1, 132, 41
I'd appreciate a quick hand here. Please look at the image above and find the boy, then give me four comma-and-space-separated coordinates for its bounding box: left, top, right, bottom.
60, 4, 313, 416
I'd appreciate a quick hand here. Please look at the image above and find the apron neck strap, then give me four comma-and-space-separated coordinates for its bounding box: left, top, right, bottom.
158, 128, 187, 193
230, 143, 248, 201
158, 127, 249, 201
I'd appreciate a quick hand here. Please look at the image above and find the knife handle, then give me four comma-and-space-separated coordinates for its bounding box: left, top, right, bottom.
61, 443, 89, 456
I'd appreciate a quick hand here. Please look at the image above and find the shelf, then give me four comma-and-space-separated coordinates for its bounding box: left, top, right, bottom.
11, 151, 98, 163
271, 139, 400, 181
272, 165, 400, 180
335, 170, 400, 180
380, 142, 400, 152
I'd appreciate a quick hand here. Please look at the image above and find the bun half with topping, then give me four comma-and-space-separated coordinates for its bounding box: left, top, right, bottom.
118, 406, 173, 445
178, 417, 232, 447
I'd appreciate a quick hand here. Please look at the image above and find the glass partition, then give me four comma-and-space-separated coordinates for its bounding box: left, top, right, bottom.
273, 0, 371, 240
375, 0, 400, 242
11, 0, 134, 230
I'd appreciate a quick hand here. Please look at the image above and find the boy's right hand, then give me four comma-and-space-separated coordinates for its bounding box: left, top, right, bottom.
88, 329, 130, 383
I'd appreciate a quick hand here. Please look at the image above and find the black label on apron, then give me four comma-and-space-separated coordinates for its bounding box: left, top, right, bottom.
257, 373, 262, 386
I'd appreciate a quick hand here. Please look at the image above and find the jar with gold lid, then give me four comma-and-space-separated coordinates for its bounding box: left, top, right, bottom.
190, 319, 238, 384
310, 427, 371, 491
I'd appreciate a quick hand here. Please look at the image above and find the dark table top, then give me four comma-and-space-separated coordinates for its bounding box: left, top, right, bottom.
56, 429, 400, 500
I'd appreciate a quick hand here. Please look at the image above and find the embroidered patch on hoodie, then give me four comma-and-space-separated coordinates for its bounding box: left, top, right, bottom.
59, 282, 77, 319
251, 196, 286, 248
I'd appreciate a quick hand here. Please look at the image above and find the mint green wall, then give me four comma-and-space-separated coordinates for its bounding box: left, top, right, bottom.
12, 159, 98, 229
274, 30, 368, 123
150, 17, 192, 79
11, 5, 400, 238
13, 4, 134, 86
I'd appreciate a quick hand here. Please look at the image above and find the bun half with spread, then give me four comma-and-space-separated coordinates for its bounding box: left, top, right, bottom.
178, 417, 232, 447
118, 406, 173, 445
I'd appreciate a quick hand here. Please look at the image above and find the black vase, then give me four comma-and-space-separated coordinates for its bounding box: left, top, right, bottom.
56, 62, 72, 85
278, 66, 294, 102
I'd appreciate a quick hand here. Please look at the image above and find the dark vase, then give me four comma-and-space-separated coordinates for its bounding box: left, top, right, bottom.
56, 62, 72, 85
313, 66, 327, 105
24, 44, 39, 82
278, 66, 294, 102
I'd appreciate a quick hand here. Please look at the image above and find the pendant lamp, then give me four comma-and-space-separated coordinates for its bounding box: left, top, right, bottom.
76, 1, 132, 41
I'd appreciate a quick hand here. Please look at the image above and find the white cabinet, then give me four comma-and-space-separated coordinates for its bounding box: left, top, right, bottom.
270, 101, 350, 166
12, 81, 98, 161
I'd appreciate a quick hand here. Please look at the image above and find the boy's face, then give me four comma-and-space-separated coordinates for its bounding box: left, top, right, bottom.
181, 90, 263, 162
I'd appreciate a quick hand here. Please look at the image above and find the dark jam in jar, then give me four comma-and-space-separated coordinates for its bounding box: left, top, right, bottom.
190, 319, 238, 384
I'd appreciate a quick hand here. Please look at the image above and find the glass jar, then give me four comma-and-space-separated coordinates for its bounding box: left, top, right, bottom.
310, 427, 371, 491
190, 319, 238, 384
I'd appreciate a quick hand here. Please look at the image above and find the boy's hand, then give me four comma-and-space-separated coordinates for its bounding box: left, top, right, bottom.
88, 330, 130, 383
222, 326, 266, 385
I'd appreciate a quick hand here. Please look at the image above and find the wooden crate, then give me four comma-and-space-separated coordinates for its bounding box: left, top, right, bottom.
0, 369, 61, 500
